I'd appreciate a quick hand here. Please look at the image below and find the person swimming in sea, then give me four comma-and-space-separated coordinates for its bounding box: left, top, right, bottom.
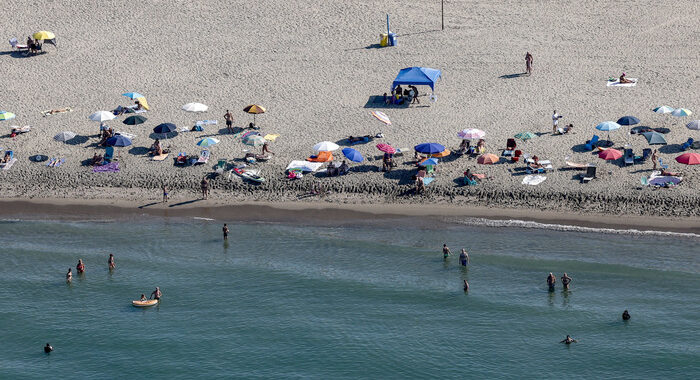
560, 335, 578, 344
547, 272, 556, 292
459, 249, 470, 266
622, 310, 631, 321
44, 343, 53, 353
108, 254, 115, 270
76, 259, 85, 274
442, 244, 451, 260
561, 273, 572, 290
150, 287, 162, 300
66, 268, 72, 282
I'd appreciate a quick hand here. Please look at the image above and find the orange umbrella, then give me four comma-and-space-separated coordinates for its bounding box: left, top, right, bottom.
431, 149, 451, 158
675, 152, 700, 165
598, 148, 622, 160
477, 153, 499, 164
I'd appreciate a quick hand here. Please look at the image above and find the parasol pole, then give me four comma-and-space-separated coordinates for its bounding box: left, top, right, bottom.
442, 0, 444, 30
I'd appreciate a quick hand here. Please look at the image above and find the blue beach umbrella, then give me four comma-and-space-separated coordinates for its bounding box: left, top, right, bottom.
617, 116, 640, 126
122, 92, 144, 99
414, 142, 445, 155
595, 121, 621, 131
197, 137, 220, 147
422, 157, 439, 166
341, 148, 363, 163
652, 106, 674, 114
153, 123, 176, 134
106, 135, 132, 147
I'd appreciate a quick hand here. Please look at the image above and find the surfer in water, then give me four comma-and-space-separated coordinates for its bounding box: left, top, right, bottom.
561, 273, 572, 290
150, 287, 162, 300
108, 254, 115, 270
560, 335, 578, 344
459, 249, 470, 266
463, 280, 469, 292
622, 310, 631, 321
442, 244, 452, 260
547, 272, 556, 292
66, 268, 72, 282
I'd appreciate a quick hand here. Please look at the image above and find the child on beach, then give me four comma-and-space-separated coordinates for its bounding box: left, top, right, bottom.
162, 184, 168, 203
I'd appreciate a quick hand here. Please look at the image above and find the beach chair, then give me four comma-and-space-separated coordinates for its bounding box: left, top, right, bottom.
624, 149, 634, 166
307, 151, 333, 162
580, 165, 597, 183
635, 148, 651, 163
681, 138, 694, 151
463, 176, 478, 186
104, 147, 115, 162
502, 138, 516, 156
585, 135, 600, 151
195, 150, 210, 165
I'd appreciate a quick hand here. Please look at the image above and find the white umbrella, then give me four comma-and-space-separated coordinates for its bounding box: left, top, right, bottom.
313, 141, 339, 152
687, 120, 700, 131
671, 108, 692, 117
652, 106, 674, 114
54, 131, 76, 142
182, 103, 208, 112
88, 111, 116, 122
457, 128, 485, 140
522, 175, 546, 186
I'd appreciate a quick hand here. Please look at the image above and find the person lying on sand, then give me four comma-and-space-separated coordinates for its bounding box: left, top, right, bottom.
660, 168, 682, 176
619, 72, 636, 84
90, 153, 104, 166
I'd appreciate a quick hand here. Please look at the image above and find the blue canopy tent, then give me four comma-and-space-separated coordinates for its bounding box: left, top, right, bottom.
392, 67, 442, 91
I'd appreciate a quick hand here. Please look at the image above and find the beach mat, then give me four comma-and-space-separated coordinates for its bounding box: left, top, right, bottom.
42, 107, 73, 116
152, 153, 169, 161
607, 79, 637, 87
93, 162, 119, 173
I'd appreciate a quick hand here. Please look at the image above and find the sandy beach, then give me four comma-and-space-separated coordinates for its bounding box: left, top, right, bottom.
1, 0, 699, 221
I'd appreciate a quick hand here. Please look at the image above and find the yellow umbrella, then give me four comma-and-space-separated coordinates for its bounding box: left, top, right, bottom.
243, 104, 265, 125
33, 31, 55, 40
431, 149, 451, 158
136, 97, 150, 110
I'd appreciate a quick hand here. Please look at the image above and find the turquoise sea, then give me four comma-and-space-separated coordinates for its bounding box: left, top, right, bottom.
0, 216, 698, 379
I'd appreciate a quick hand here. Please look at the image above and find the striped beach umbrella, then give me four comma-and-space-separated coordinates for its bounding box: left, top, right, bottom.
0, 111, 16, 121
197, 137, 220, 147
243, 104, 266, 125
458, 128, 485, 140
671, 108, 692, 117
652, 106, 674, 114
243, 134, 265, 147
686, 120, 700, 131
376, 143, 396, 154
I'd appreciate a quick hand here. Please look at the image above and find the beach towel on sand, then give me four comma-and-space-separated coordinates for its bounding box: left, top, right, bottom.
93, 162, 119, 173
42, 107, 73, 116
607, 79, 638, 87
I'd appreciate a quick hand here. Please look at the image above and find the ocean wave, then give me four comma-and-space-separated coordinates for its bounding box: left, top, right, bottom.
449, 217, 700, 239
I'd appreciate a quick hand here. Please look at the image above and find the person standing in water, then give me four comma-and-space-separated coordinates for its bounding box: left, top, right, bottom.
66, 268, 72, 282
561, 273, 572, 290
463, 280, 469, 292
44, 343, 53, 353
150, 287, 162, 300
223, 224, 229, 240
76, 259, 85, 274
525, 52, 533, 75
459, 249, 470, 266
622, 310, 631, 321
108, 254, 115, 270
442, 244, 452, 260
547, 272, 556, 291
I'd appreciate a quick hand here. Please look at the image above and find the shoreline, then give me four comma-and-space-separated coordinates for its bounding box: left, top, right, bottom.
1, 196, 698, 234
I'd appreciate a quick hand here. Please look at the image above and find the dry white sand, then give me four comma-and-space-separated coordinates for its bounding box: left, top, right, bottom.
1, 0, 698, 218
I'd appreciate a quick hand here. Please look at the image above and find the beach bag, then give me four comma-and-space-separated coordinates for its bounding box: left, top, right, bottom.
192, 125, 204, 132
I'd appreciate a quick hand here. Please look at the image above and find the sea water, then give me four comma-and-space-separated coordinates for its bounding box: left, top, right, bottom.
0, 217, 698, 379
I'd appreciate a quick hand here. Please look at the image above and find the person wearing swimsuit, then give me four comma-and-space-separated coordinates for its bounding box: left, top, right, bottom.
459, 249, 470, 266
561, 273, 572, 290
547, 272, 556, 292
76, 259, 85, 274
442, 244, 451, 260
66, 268, 72, 282
108, 254, 115, 270
150, 287, 162, 300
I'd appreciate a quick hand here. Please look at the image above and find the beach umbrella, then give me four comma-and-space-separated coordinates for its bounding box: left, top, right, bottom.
243, 134, 265, 147
522, 175, 546, 186
88, 111, 115, 122
122, 92, 144, 100
53, 131, 76, 142
420, 157, 439, 166
617, 116, 640, 126
515, 131, 535, 141
123, 115, 147, 125
341, 148, 364, 163
197, 137, 220, 148
598, 148, 622, 161
243, 104, 265, 124
376, 143, 396, 154
371, 111, 391, 125
33, 31, 55, 40
671, 108, 692, 117
477, 153, 499, 164
653, 106, 674, 114
182, 103, 208, 112
686, 120, 700, 131
153, 123, 176, 134
458, 128, 485, 140
414, 143, 445, 155
675, 152, 700, 165
136, 97, 150, 110
313, 141, 339, 152
431, 149, 451, 158
595, 121, 621, 131
106, 135, 132, 147
640, 131, 667, 145
0, 111, 16, 121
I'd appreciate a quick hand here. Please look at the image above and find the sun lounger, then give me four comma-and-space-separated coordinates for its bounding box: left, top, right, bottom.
307, 151, 333, 162
580, 165, 597, 183
196, 150, 210, 165
624, 149, 634, 166
585, 135, 600, 151
634, 148, 651, 163
1, 157, 16, 170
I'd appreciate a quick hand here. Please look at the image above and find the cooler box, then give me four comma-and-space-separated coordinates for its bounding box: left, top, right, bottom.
388, 32, 397, 46
379, 33, 389, 47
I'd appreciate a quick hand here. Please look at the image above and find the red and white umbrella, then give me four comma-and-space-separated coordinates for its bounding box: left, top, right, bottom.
457, 128, 485, 140
598, 148, 622, 160
675, 152, 700, 165
376, 143, 396, 154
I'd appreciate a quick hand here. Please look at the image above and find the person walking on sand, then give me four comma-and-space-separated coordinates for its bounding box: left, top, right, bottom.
525, 52, 533, 75
459, 248, 470, 266
561, 272, 572, 290
409, 85, 420, 104
442, 244, 452, 260
66, 268, 72, 282
552, 110, 563, 134
76, 259, 85, 274
651, 149, 659, 170
200, 178, 209, 200
162, 184, 169, 203
547, 272, 556, 292
108, 254, 115, 270
223, 224, 229, 240
224, 110, 234, 133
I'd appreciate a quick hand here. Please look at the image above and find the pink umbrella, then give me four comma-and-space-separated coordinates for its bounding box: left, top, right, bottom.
457, 128, 485, 140
477, 153, 499, 164
376, 143, 396, 154
598, 148, 622, 160
675, 152, 700, 165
